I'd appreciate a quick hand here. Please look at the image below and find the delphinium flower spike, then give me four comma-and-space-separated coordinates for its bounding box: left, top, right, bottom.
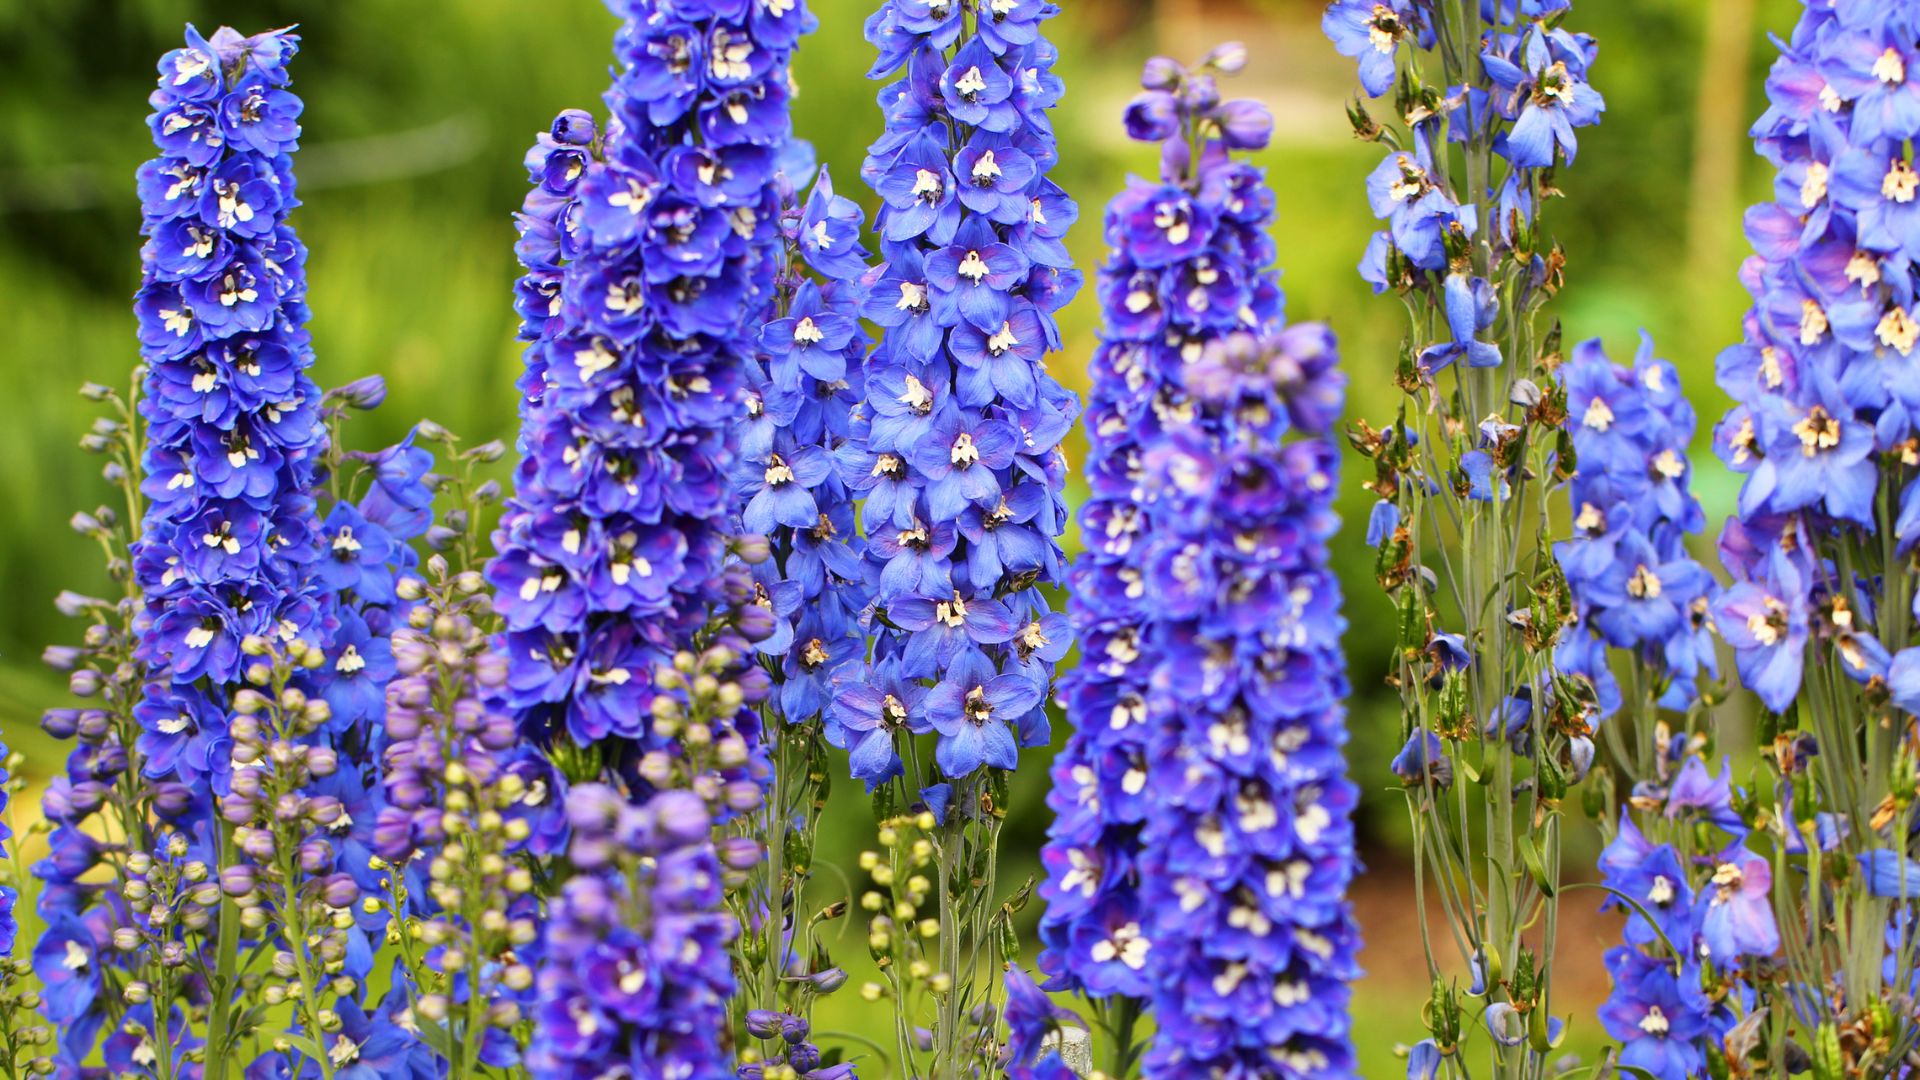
727, 161, 875, 1039
1552, 336, 1769, 1080
1699, 3, 1920, 1070
831, 0, 1079, 1069
30, 26, 371, 1078
1037, 49, 1362, 1078
1326, 0, 1606, 1074
492, 0, 811, 1072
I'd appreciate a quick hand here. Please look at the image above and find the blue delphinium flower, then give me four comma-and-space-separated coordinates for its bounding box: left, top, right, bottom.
1037, 51, 1361, 1077
37, 27, 428, 1072
1553, 334, 1717, 721
526, 787, 738, 1075
1711, 3, 1918, 712
738, 163, 873, 745
827, 0, 1080, 788
497, 0, 808, 1072
492, 0, 800, 762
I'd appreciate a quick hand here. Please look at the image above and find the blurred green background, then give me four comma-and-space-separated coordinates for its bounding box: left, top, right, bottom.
0, 0, 1796, 1072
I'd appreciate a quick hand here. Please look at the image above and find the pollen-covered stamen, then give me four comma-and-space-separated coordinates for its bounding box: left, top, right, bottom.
184, 618, 219, 650
1800, 298, 1829, 344
764, 452, 797, 486
1879, 306, 1920, 354
1848, 250, 1882, 288
1152, 200, 1193, 245
799, 637, 830, 668
911, 168, 945, 203
1388, 158, 1430, 202
1367, 4, 1404, 52
897, 524, 931, 550
970, 149, 1003, 185
575, 338, 619, 382
1638, 1006, 1670, 1037
653, 32, 696, 74
172, 48, 212, 85
1710, 861, 1743, 900
709, 29, 756, 80
203, 521, 241, 555
1574, 501, 1606, 533
954, 65, 989, 98
963, 683, 997, 724
1533, 61, 1575, 107
1759, 346, 1785, 388
898, 374, 935, 414
224, 431, 259, 468
872, 452, 905, 479
1728, 411, 1758, 463
793, 315, 824, 345
896, 280, 931, 314
1090, 922, 1151, 969
936, 592, 970, 626
1792, 405, 1842, 457
213, 181, 255, 230
1582, 394, 1615, 431
1885, 158, 1920, 202
1747, 597, 1789, 646
608, 531, 655, 585
217, 267, 259, 308
1648, 875, 1675, 905
957, 249, 990, 282
882, 693, 910, 728
335, 645, 367, 675
1059, 848, 1100, 897
1652, 448, 1685, 479
1877, 46, 1908, 84
607, 176, 653, 216
1798, 161, 1830, 208
986, 320, 1020, 354
1626, 564, 1663, 599
950, 431, 981, 466
606, 277, 645, 316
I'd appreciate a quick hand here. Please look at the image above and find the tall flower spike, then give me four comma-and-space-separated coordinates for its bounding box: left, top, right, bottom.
495, 0, 810, 1072
32, 25, 338, 1076
1555, 334, 1716, 729
832, 0, 1077, 1072
1039, 50, 1362, 1077
1554, 337, 1753, 1080
1699, 3, 1920, 1069
831, 0, 1080, 791
730, 162, 876, 1027
1327, 0, 1604, 1072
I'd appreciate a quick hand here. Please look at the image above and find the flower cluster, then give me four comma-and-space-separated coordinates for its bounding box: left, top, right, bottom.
1696, 6, 1920, 1070
828, 0, 1080, 785
1039, 50, 1361, 1076
1554, 335, 1717, 723
133, 25, 325, 696
730, 162, 875, 1037
526, 786, 738, 1078
490, 0, 803, 765
1331, 0, 1603, 317
374, 557, 549, 1073
1709, 2, 1920, 712
737, 167, 872, 730
740, 1009, 854, 1079
1593, 756, 1777, 1080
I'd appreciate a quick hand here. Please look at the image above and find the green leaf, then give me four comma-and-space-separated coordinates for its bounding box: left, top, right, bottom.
1519, 834, 1556, 898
